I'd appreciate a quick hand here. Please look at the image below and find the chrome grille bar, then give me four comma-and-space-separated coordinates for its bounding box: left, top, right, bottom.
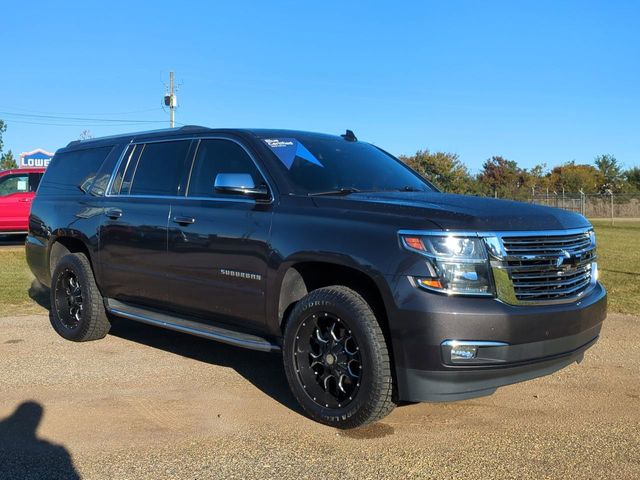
497, 228, 597, 304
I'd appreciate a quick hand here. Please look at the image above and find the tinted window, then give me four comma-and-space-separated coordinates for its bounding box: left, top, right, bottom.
0, 174, 29, 195
260, 134, 433, 195
39, 146, 113, 195
89, 144, 128, 196
188, 139, 264, 197
129, 141, 191, 196
29, 173, 43, 193
110, 145, 140, 195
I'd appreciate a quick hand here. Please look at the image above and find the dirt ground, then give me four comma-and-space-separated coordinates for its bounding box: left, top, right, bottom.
0, 312, 638, 479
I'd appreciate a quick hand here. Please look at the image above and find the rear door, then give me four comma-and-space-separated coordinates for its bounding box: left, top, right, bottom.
98, 139, 193, 307
166, 137, 274, 331
0, 172, 31, 231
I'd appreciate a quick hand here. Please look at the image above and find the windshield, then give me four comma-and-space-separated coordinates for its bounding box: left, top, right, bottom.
260, 134, 435, 195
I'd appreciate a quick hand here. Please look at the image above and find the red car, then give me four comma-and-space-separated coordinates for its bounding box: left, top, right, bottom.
0, 168, 46, 234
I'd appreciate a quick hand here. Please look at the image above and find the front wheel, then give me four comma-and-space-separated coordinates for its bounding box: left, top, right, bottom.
283, 286, 395, 428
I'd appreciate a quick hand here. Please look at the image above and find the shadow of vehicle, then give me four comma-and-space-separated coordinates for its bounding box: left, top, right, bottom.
28, 279, 51, 311
28, 284, 302, 416
108, 316, 303, 415
0, 402, 80, 479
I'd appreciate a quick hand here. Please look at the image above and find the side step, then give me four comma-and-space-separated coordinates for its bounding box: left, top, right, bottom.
104, 298, 279, 353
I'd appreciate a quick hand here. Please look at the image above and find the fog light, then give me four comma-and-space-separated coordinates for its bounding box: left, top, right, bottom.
441, 340, 509, 364
450, 344, 477, 360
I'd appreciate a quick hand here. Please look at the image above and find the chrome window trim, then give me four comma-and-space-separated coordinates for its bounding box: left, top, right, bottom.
105, 141, 134, 196
104, 135, 275, 204
399, 227, 598, 306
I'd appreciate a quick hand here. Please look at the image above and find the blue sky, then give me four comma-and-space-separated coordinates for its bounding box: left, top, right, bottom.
1, 0, 638, 172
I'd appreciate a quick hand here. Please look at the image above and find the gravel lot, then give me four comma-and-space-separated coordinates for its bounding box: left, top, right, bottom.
0, 312, 638, 479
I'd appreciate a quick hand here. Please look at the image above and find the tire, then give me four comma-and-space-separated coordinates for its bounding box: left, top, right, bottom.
50, 252, 111, 342
283, 286, 395, 429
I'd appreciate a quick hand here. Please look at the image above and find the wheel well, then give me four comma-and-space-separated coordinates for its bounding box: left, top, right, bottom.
278, 262, 388, 333
49, 237, 92, 276
278, 262, 397, 400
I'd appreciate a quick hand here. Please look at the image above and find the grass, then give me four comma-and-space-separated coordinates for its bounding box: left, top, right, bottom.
0, 249, 48, 317
590, 219, 640, 315
0, 222, 639, 316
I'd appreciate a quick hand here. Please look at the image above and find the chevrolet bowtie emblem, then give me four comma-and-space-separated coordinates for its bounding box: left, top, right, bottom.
556, 250, 571, 268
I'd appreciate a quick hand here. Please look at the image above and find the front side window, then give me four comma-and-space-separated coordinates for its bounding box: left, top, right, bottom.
187, 139, 265, 197
123, 140, 191, 196
0, 174, 29, 196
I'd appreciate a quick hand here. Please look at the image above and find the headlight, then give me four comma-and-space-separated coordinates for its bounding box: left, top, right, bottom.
400, 233, 494, 296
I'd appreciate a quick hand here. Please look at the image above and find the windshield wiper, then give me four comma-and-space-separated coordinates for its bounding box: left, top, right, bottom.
394, 186, 422, 192
308, 188, 361, 197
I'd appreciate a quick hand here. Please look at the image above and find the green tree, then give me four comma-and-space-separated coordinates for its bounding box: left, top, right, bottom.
400, 149, 475, 194
547, 161, 603, 193
0, 150, 18, 170
522, 163, 549, 196
594, 154, 624, 193
625, 166, 640, 192
477, 156, 526, 198
0, 119, 6, 154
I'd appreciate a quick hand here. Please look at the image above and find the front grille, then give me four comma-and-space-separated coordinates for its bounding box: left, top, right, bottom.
501, 230, 596, 302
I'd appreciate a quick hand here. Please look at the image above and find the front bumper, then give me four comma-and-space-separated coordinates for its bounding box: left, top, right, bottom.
386, 277, 607, 402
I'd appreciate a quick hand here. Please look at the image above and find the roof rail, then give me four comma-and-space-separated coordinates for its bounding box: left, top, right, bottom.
64, 125, 211, 148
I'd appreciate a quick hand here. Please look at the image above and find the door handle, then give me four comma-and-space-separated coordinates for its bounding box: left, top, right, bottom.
105, 208, 123, 219
18, 198, 32, 203
172, 216, 196, 225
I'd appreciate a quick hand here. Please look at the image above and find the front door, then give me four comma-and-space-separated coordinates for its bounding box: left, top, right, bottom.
0, 172, 32, 232
166, 138, 274, 332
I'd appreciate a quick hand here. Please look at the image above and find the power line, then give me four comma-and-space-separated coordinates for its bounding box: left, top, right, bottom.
0, 106, 163, 116
4, 119, 181, 127
0, 111, 166, 124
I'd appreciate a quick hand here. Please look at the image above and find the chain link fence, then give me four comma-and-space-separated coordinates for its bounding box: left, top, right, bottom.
524, 193, 640, 220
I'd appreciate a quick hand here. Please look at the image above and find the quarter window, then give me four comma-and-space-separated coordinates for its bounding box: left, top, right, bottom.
188, 139, 264, 198
37, 146, 113, 195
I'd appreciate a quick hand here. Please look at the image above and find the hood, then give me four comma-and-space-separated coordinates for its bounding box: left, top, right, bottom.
313, 191, 591, 232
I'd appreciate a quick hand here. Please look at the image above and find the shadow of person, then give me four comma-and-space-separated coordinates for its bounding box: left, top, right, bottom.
0, 402, 80, 479
108, 317, 304, 416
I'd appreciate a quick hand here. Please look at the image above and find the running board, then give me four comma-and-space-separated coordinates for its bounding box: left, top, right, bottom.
104, 298, 279, 353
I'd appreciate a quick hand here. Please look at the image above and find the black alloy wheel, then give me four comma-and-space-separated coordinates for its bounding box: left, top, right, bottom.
54, 269, 84, 329
283, 286, 396, 429
50, 252, 111, 342
293, 312, 362, 409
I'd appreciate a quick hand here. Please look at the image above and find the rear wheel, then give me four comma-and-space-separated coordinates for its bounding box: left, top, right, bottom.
283, 286, 395, 428
50, 253, 111, 342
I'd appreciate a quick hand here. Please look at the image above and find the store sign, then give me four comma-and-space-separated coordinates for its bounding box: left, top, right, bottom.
19, 149, 54, 168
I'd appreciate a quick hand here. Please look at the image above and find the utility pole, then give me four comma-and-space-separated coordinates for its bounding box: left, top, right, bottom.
164, 71, 178, 128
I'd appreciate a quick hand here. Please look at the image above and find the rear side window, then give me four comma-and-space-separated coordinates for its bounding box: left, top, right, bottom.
112, 141, 191, 197
39, 146, 113, 195
29, 173, 43, 193
187, 139, 264, 198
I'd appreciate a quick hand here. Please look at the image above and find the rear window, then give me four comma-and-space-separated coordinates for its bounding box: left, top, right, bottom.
38, 146, 114, 195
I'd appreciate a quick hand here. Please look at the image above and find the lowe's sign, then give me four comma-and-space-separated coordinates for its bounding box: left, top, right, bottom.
19, 149, 54, 168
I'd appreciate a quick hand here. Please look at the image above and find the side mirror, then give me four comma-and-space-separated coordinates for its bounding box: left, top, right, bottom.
214, 173, 270, 200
